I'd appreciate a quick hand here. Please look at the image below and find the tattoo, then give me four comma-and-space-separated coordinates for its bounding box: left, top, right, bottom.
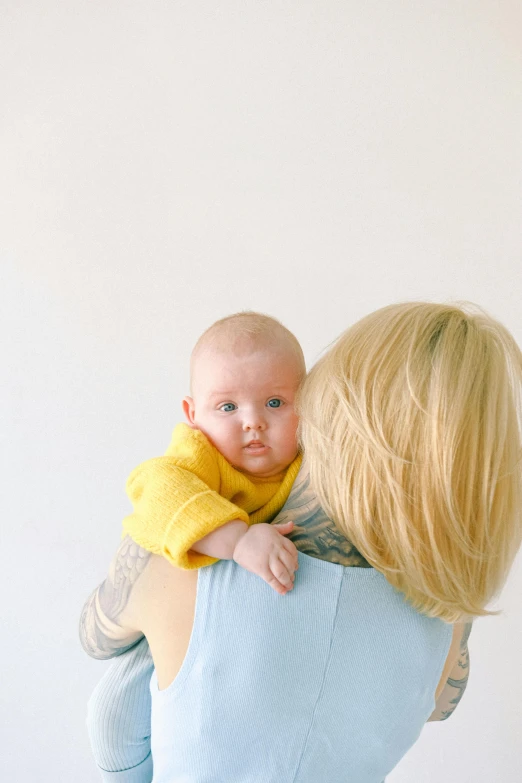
460, 619, 473, 650
430, 621, 472, 721
79, 536, 151, 660
439, 644, 470, 720
273, 463, 370, 567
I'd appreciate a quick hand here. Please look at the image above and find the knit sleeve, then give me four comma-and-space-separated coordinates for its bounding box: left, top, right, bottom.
122, 426, 249, 570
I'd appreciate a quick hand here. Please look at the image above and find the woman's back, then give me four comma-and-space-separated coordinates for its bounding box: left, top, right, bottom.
150, 554, 451, 783
82, 302, 522, 780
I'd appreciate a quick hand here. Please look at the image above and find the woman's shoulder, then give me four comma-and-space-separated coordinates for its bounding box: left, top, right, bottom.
274, 463, 370, 568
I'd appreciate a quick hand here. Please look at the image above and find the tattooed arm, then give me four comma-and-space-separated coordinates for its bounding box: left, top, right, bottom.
428, 621, 472, 721
79, 536, 152, 660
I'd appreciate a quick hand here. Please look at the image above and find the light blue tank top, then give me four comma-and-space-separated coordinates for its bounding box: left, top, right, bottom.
150, 553, 452, 783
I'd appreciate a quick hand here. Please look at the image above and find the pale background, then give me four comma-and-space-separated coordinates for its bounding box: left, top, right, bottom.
1, 2, 521, 781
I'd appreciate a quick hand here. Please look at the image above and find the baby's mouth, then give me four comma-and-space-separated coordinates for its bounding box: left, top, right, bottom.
244, 440, 268, 452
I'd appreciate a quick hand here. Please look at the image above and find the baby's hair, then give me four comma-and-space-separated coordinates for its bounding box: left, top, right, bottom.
190, 311, 306, 389
298, 302, 522, 623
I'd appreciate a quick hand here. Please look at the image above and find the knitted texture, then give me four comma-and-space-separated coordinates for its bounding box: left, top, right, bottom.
122, 423, 302, 569
87, 637, 154, 782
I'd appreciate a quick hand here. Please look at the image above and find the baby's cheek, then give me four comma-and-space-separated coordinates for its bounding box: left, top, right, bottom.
286, 416, 300, 441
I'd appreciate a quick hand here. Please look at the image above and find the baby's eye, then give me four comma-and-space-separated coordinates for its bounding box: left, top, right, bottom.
266, 398, 283, 409
219, 403, 237, 412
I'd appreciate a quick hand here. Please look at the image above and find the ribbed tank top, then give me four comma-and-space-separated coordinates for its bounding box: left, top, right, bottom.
150, 553, 451, 783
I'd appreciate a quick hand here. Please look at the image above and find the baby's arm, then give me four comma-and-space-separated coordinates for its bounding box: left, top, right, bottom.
192, 519, 298, 595
123, 425, 300, 584
123, 427, 250, 570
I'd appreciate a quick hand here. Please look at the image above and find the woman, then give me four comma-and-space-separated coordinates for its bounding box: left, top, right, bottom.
80, 302, 522, 782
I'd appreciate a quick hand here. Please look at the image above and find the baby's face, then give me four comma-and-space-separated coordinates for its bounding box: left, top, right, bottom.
184, 348, 301, 478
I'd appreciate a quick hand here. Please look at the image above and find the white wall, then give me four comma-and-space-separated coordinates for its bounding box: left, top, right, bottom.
2, 2, 521, 780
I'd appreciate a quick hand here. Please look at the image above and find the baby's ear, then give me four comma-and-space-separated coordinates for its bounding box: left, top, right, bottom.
182, 396, 197, 427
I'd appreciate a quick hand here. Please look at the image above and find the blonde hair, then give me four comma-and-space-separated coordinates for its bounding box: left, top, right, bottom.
191, 311, 306, 385
298, 302, 522, 622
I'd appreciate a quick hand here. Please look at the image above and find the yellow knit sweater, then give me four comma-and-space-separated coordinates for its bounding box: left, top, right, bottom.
123, 423, 302, 569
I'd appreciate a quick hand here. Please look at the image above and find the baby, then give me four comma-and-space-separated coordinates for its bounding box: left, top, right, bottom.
123, 310, 304, 592
87, 311, 305, 780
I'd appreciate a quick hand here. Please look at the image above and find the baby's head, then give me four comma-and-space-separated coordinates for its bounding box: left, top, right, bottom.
183, 312, 305, 477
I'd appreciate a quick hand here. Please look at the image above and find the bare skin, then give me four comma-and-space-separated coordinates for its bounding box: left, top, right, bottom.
183, 346, 303, 593
80, 464, 471, 717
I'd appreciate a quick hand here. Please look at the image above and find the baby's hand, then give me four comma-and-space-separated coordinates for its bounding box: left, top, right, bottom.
232, 521, 299, 595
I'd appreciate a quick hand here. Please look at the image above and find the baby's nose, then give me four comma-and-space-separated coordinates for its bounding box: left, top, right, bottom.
242, 415, 267, 431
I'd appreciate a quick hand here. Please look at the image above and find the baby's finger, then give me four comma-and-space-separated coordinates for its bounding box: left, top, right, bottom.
278, 547, 297, 582
264, 573, 289, 595
256, 563, 289, 595
273, 520, 294, 535
281, 537, 299, 571
269, 554, 294, 590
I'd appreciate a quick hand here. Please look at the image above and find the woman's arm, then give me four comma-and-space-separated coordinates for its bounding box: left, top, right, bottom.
79, 536, 152, 659
428, 621, 472, 721
80, 534, 198, 695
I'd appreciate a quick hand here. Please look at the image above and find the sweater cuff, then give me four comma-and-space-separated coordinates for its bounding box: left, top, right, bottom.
96, 752, 152, 782
162, 490, 249, 570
